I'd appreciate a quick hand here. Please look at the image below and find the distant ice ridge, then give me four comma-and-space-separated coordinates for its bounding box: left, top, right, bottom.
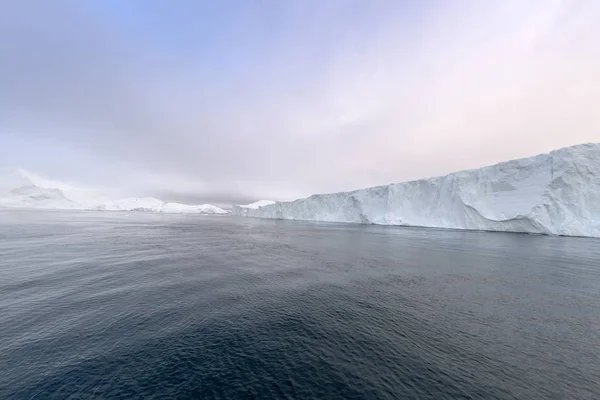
0, 168, 227, 214
234, 143, 600, 238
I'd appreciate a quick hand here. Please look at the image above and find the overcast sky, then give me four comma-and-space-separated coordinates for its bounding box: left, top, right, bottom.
1, 0, 599, 203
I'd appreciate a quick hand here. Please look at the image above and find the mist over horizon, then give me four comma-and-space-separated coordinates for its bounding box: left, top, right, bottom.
1, 0, 599, 203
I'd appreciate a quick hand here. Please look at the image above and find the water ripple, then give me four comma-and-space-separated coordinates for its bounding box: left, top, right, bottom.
0, 210, 599, 399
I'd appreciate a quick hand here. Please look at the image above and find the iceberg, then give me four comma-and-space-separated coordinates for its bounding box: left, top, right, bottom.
231, 200, 276, 216
234, 143, 600, 237
95, 198, 228, 214
0, 168, 228, 214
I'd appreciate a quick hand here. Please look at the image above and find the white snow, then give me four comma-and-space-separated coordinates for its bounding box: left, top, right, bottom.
234, 143, 600, 238
0, 168, 228, 214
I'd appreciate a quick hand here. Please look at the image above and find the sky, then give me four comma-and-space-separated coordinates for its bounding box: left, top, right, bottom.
1, 0, 599, 204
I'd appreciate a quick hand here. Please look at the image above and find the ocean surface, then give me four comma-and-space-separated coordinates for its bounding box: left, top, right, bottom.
1, 210, 599, 400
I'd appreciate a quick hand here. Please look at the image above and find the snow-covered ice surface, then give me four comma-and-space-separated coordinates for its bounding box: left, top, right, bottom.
0, 168, 227, 214
235, 143, 600, 237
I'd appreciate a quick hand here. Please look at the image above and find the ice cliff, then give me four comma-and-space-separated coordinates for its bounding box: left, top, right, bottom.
0, 168, 227, 214
231, 200, 276, 216
234, 143, 600, 237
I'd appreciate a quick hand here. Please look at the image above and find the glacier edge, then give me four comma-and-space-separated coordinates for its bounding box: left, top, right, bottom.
234, 143, 600, 238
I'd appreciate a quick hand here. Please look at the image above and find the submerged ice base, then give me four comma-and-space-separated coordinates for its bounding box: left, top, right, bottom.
235, 143, 600, 238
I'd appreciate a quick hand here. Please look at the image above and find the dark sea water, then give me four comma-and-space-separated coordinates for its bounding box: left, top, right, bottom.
1, 210, 599, 400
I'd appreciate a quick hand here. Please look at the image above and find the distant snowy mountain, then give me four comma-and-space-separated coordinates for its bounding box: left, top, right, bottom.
0, 168, 227, 214
0, 167, 110, 209
234, 143, 600, 238
0, 185, 80, 210
94, 197, 166, 212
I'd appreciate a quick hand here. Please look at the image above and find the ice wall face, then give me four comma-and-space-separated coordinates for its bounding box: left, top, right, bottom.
231, 200, 276, 216
235, 143, 600, 237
